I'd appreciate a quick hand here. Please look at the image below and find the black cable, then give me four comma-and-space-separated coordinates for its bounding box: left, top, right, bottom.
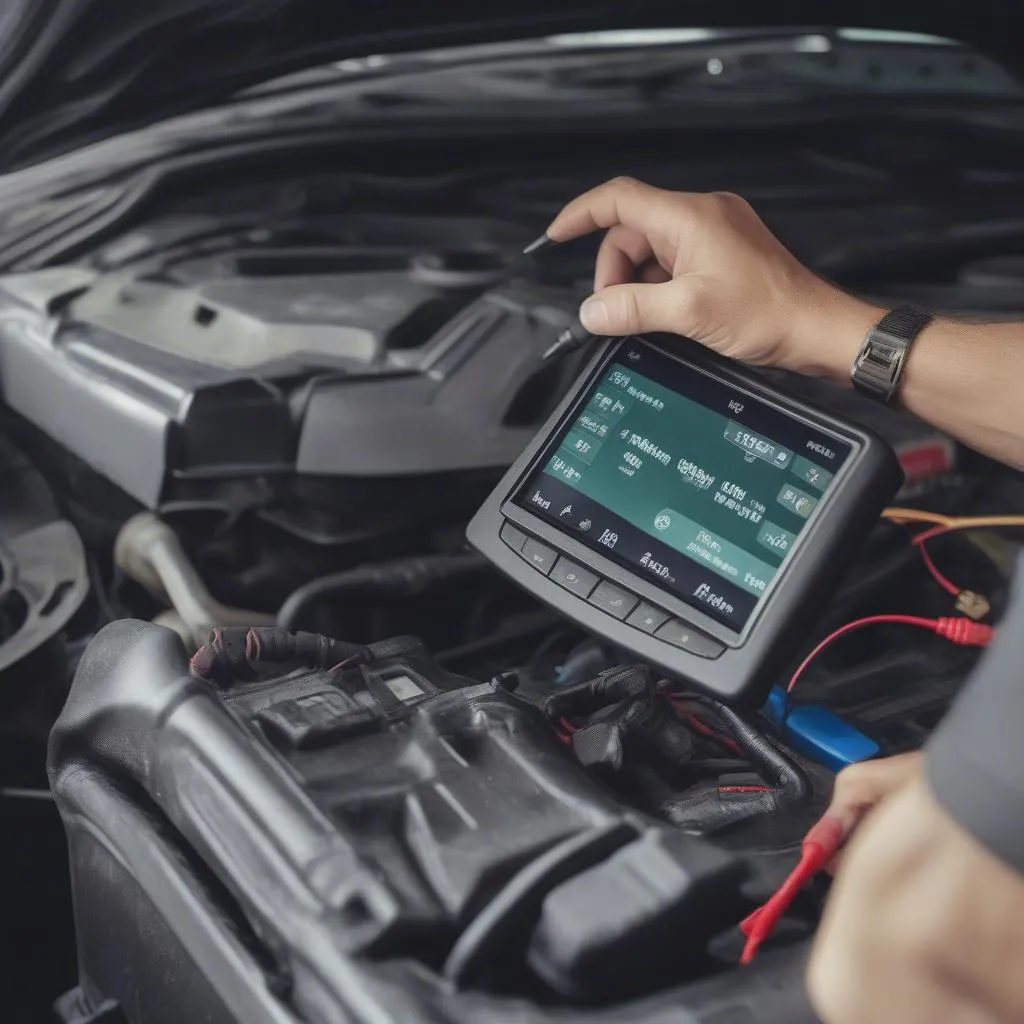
443, 822, 637, 988
435, 612, 562, 668
277, 552, 490, 632
692, 696, 807, 802
524, 626, 579, 680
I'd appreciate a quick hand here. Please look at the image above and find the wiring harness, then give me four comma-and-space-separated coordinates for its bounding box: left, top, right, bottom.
882, 507, 1024, 620
545, 667, 811, 835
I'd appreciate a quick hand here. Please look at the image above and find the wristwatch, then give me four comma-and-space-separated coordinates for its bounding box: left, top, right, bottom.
851, 305, 934, 404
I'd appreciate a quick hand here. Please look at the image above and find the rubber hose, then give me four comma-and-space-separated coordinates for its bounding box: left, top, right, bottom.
114, 513, 272, 648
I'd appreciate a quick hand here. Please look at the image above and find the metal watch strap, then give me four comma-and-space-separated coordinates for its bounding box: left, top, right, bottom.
851, 305, 934, 404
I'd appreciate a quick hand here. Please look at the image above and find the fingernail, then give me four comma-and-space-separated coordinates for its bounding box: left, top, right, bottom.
579, 297, 609, 333
522, 233, 553, 255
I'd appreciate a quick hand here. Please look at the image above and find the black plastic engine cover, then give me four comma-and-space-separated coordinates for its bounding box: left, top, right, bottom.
0, 258, 584, 515
49, 621, 822, 1024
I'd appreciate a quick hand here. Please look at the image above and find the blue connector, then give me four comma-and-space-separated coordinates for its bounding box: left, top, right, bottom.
763, 688, 880, 772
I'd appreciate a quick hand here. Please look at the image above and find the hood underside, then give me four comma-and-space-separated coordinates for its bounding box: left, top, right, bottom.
0, 0, 1022, 170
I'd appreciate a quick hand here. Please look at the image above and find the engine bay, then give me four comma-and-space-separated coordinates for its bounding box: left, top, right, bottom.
2, 124, 1024, 1021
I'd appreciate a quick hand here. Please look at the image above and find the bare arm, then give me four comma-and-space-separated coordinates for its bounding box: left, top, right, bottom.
795, 294, 1024, 469
543, 177, 1024, 469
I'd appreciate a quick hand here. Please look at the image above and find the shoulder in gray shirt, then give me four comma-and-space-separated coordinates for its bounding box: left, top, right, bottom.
928, 556, 1024, 873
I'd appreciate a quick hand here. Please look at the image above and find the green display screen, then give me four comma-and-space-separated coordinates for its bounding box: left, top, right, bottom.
516, 342, 851, 630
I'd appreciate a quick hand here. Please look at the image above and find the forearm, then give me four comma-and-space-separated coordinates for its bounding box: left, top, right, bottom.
791, 286, 1024, 469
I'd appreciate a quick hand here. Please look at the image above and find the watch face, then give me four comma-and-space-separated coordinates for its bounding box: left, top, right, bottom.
852, 337, 902, 400
853, 306, 931, 403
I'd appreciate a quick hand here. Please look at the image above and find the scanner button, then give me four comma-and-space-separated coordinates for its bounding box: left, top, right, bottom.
654, 619, 725, 659
551, 557, 599, 598
500, 522, 528, 553
521, 537, 558, 574
626, 603, 670, 634
588, 580, 638, 620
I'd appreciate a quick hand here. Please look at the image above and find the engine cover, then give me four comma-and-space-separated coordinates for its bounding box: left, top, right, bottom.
0, 251, 583, 519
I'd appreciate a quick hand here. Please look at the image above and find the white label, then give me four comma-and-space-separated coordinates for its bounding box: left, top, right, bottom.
384, 675, 425, 702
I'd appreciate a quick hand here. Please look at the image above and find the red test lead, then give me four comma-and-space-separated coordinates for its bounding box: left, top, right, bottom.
738, 815, 846, 965
786, 614, 993, 696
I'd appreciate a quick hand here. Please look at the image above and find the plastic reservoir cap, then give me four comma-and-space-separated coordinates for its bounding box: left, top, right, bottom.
763, 688, 880, 772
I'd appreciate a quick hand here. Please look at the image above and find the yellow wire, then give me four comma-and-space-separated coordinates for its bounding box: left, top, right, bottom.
882, 508, 1024, 530
882, 507, 956, 526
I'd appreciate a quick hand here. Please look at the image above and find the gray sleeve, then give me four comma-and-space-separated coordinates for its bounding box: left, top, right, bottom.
927, 556, 1024, 874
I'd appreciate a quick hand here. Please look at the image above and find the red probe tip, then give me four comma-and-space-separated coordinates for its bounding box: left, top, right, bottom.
739, 939, 760, 966
738, 816, 846, 965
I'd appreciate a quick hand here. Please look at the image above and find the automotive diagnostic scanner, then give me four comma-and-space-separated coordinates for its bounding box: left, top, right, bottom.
467, 335, 902, 703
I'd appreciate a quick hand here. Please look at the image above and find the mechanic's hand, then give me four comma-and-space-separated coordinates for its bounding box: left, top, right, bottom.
544, 177, 883, 380
822, 752, 923, 872
808, 772, 1024, 1024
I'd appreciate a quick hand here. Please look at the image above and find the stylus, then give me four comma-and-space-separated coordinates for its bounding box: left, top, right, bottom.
542, 321, 599, 362
522, 233, 553, 255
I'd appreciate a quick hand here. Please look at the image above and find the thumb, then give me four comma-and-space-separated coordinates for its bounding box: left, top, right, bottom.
579, 280, 689, 336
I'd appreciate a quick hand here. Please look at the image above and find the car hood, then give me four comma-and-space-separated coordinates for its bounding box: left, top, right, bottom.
0, 0, 1021, 171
